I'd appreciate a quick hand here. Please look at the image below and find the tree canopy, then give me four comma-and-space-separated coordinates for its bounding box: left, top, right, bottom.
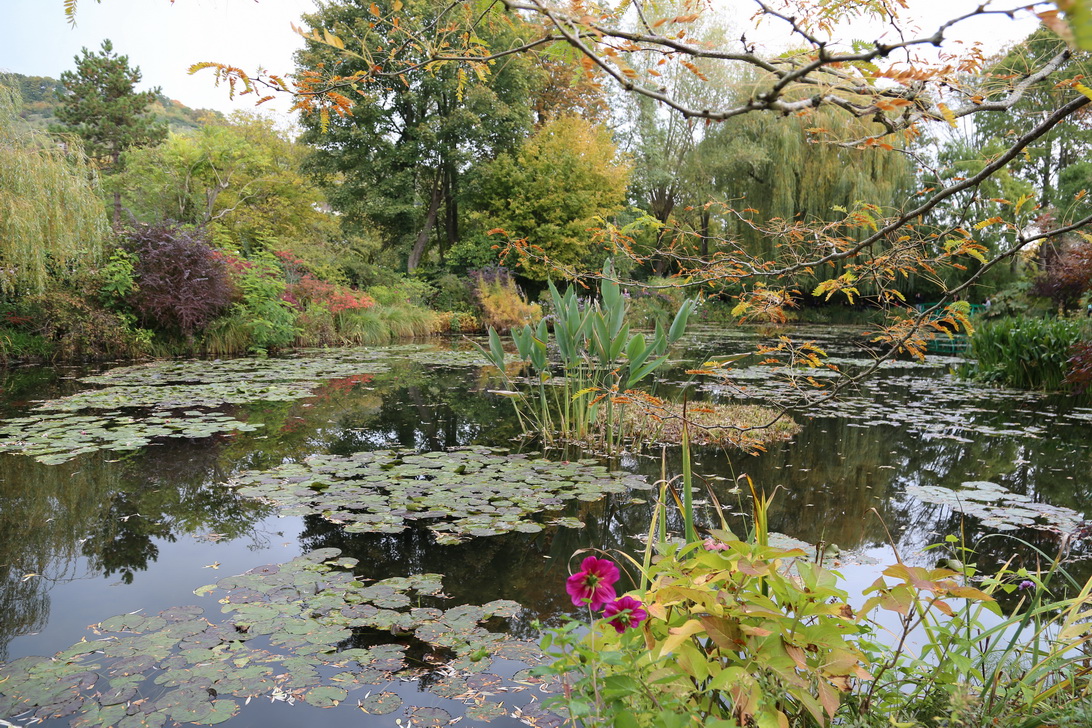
53, 39, 167, 225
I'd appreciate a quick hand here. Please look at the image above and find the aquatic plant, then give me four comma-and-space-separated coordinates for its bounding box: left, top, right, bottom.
969, 316, 1089, 391
477, 261, 697, 452
226, 447, 650, 544
0, 549, 546, 727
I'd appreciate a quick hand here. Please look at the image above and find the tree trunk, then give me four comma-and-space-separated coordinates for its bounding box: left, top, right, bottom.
112, 150, 122, 228
408, 174, 442, 272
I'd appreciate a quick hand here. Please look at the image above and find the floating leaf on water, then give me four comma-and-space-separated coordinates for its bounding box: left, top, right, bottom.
358, 691, 402, 715
0, 551, 547, 727
405, 706, 452, 727
303, 685, 347, 708
227, 447, 648, 543
907, 481, 1085, 534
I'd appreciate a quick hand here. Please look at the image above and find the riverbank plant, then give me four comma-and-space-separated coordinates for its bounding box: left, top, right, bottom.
969, 315, 1090, 391
476, 262, 696, 452
538, 452, 1092, 727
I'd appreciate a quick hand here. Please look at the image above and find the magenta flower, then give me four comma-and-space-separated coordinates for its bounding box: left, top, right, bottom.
602, 595, 648, 633
566, 556, 620, 610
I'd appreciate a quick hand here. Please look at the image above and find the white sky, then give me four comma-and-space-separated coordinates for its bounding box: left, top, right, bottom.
0, 0, 1045, 121
0, 0, 318, 117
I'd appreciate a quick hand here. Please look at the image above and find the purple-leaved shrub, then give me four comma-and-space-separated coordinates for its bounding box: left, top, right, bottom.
126, 223, 232, 335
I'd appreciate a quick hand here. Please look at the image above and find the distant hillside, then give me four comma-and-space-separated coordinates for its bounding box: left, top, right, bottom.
1, 72, 222, 133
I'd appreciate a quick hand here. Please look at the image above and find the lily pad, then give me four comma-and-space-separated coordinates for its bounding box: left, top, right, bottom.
0, 550, 543, 727
0, 351, 394, 464
228, 447, 649, 544
358, 691, 402, 715
907, 481, 1086, 534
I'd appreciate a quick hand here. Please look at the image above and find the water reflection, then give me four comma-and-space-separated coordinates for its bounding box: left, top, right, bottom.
0, 330, 1089, 693
0, 438, 273, 658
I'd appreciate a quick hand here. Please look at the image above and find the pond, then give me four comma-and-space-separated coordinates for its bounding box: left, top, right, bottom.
1, 325, 1090, 727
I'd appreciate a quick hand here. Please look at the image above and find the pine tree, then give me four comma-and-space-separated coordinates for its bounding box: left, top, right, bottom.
53, 39, 166, 226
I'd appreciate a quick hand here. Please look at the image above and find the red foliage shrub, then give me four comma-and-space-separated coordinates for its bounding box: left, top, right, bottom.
1065, 342, 1092, 395
1033, 225, 1092, 311
126, 223, 233, 334
283, 273, 375, 314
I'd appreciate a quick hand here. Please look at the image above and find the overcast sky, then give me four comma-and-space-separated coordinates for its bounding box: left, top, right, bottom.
0, 0, 1043, 121
0, 0, 317, 117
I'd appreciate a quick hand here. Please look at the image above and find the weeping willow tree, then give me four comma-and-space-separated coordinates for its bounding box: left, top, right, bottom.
0, 81, 108, 297
699, 107, 911, 252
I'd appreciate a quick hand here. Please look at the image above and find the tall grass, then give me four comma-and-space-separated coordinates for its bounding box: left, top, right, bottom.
970, 316, 1089, 390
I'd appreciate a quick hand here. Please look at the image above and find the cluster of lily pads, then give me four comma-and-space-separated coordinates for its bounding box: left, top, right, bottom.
700, 364, 1050, 442
0, 549, 554, 728
0, 346, 533, 465
907, 480, 1085, 534
229, 447, 650, 544
0, 411, 262, 465
0, 353, 397, 464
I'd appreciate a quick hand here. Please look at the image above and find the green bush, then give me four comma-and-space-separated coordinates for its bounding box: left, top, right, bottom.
366, 277, 435, 308
539, 478, 1092, 728
969, 315, 1090, 390
22, 291, 152, 361
230, 252, 298, 353
429, 274, 477, 313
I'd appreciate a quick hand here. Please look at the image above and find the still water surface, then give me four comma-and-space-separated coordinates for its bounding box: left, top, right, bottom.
1, 325, 1089, 726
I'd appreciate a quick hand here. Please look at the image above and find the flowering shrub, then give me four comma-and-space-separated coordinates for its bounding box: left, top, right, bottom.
538, 533, 1092, 728
565, 556, 620, 611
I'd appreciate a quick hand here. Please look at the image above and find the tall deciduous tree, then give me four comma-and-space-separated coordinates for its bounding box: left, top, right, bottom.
465, 115, 631, 281
0, 82, 108, 297
53, 39, 167, 226
295, 0, 535, 272
117, 112, 340, 268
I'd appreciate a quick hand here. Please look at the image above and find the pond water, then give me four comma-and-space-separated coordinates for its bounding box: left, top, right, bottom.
1, 325, 1090, 727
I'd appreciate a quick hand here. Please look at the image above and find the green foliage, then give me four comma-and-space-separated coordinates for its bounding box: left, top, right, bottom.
542, 496, 1092, 728
23, 291, 152, 361
97, 247, 137, 306
52, 39, 167, 225
969, 315, 1090, 390
118, 112, 339, 263
476, 261, 696, 451
52, 39, 166, 170
296, 0, 536, 271
625, 278, 692, 329
3, 71, 216, 133
225, 253, 298, 353
0, 83, 108, 296
366, 277, 436, 308
429, 274, 477, 313
468, 115, 631, 281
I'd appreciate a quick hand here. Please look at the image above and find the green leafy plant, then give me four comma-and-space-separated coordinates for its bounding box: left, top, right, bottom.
476, 261, 696, 452
969, 315, 1090, 390
539, 446, 1092, 727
